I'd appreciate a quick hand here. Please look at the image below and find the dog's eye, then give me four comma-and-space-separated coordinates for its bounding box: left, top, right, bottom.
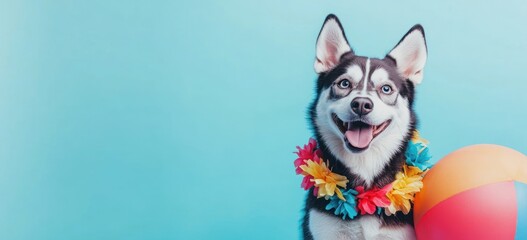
381, 85, 393, 94
338, 79, 351, 89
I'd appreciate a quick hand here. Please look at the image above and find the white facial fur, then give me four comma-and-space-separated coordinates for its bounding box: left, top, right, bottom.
315, 64, 411, 187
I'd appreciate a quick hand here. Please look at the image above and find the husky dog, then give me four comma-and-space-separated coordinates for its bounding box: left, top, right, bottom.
302, 14, 428, 240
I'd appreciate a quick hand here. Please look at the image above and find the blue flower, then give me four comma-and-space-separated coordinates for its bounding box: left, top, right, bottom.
405, 141, 433, 170
325, 189, 359, 220
376, 207, 383, 215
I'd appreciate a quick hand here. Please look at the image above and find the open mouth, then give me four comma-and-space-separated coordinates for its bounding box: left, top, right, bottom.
332, 113, 392, 152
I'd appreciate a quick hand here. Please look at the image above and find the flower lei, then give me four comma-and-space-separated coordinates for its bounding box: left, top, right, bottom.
294, 131, 433, 220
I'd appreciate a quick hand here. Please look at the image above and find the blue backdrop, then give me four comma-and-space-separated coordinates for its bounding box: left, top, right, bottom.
0, 0, 526, 239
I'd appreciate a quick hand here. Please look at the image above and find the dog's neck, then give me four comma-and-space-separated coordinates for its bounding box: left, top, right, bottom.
316, 137, 409, 189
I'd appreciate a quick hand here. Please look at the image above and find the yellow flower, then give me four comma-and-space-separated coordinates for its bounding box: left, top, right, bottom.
299, 159, 349, 201
411, 130, 429, 145
385, 165, 425, 215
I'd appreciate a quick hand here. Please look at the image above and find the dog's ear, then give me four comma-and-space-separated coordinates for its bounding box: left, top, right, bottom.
387, 25, 427, 85
314, 14, 352, 74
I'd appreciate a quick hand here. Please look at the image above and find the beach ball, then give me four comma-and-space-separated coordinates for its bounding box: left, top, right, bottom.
414, 144, 527, 240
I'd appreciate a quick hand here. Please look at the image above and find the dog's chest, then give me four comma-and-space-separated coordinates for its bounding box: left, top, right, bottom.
308, 209, 415, 240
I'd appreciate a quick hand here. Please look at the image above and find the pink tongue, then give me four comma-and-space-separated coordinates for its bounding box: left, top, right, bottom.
345, 126, 373, 149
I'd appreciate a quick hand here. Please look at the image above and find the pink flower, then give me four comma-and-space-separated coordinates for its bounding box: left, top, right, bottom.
356, 185, 392, 215
313, 186, 319, 197
301, 175, 315, 190
294, 138, 321, 174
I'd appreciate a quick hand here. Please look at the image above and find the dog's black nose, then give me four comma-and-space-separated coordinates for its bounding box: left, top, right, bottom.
351, 97, 373, 116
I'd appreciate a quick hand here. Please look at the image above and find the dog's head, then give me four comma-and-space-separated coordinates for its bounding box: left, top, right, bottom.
310, 14, 427, 184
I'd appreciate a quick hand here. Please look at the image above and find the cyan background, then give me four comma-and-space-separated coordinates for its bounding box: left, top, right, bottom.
0, 0, 526, 239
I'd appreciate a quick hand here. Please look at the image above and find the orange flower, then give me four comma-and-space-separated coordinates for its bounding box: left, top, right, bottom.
299, 160, 349, 201
411, 130, 429, 145
385, 165, 424, 215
